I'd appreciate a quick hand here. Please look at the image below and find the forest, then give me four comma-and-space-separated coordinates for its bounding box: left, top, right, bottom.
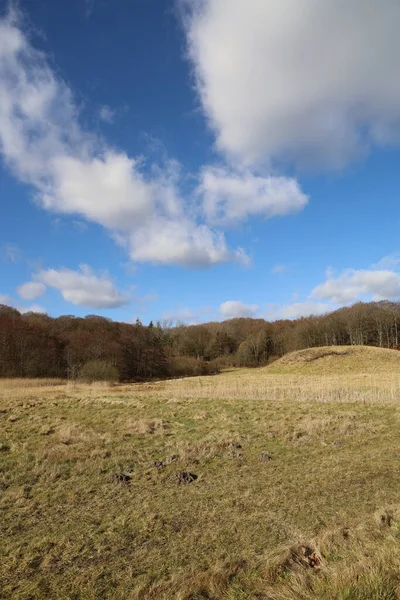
1, 300, 400, 380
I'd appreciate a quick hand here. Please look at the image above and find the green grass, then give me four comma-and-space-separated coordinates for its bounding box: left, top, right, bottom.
1, 375, 400, 599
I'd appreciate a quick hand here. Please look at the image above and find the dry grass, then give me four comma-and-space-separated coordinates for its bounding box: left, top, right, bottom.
0, 377, 66, 389
1, 362, 400, 599
143, 369, 400, 405
267, 345, 400, 374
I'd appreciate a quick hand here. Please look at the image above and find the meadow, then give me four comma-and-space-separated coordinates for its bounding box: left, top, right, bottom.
1, 349, 400, 599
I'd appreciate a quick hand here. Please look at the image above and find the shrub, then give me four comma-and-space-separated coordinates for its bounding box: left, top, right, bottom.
209, 354, 238, 371
169, 356, 217, 378
78, 360, 119, 383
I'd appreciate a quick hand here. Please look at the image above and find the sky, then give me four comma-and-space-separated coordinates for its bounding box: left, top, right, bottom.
1, 0, 400, 324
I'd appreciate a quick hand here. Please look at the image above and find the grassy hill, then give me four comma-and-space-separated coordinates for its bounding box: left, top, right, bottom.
266, 345, 400, 374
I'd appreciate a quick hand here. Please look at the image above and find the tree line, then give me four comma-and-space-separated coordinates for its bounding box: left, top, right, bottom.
1, 300, 400, 380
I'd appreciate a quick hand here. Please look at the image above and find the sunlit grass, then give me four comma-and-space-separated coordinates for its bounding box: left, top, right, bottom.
1, 366, 400, 599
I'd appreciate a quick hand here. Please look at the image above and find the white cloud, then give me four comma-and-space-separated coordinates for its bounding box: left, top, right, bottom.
127, 218, 248, 267
0, 294, 46, 314
265, 258, 400, 320
272, 264, 287, 274
0, 294, 13, 305
371, 255, 400, 271
162, 306, 214, 325
219, 300, 259, 319
17, 281, 46, 300
72, 220, 88, 232
0, 12, 246, 269
264, 301, 331, 321
3, 243, 21, 262
34, 265, 129, 308
98, 105, 116, 123
199, 167, 307, 225
312, 269, 400, 304
184, 0, 400, 169
20, 304, 46, 314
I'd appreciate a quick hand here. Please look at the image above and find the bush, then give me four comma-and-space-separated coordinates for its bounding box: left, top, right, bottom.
169, 356, 217, 378
209, 354, 238, 371
78, 360, 119, 383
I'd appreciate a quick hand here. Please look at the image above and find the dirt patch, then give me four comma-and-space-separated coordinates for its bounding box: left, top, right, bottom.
176, 471, 198, 484
153, 460, 165, 469
112, 471, 133, 483
308, 351, 350, 362
272, 544, 322, 579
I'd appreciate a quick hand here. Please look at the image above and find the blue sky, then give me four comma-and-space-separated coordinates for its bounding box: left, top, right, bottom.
1, 0, 400, 324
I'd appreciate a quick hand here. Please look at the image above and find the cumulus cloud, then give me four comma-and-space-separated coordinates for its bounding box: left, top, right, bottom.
265, 259, 400, 320
34, 265, 129, 308
184, 0, 400, 169
162, 306, 214, 325
219, 300, 258, 319
19, 304, 46, 314
0, 11, 248, 268
0, 293, 46, 314
199, 167, 307, 225
128, 218, 248, 266
264, 301, 331, 321
312, 269, 400, 304
17, 281, 46, 300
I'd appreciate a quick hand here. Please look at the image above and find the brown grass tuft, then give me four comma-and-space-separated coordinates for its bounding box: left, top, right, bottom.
125, 417, 166, 435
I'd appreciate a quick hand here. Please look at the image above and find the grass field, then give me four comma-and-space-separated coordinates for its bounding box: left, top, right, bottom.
1, 352, 400, 599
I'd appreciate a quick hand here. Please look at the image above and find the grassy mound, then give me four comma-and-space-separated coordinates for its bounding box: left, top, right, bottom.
266, 345, 400, 374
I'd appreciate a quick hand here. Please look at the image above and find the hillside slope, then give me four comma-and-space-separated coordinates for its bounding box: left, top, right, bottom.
266, 345, 400, 374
